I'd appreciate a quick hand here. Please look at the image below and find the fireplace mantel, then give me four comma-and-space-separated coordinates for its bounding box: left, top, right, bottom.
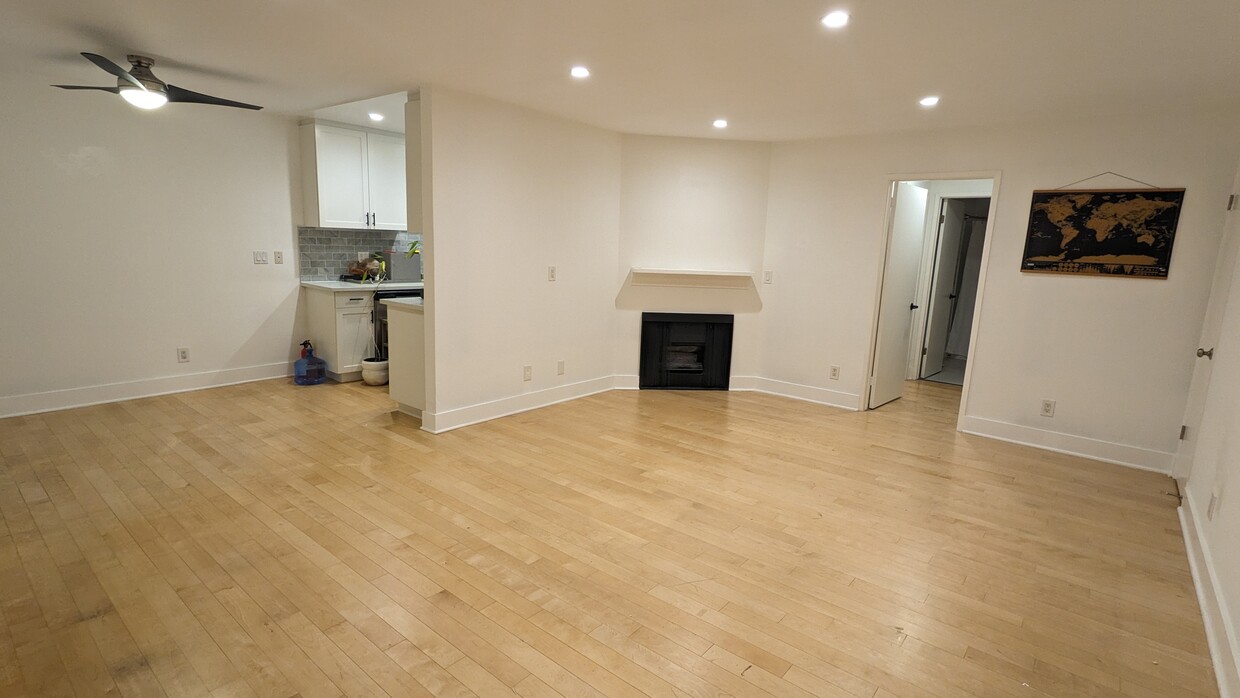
629, 268, 753, 289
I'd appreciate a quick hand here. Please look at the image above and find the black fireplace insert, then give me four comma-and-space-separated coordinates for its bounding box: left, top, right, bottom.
639, 313, 734, 390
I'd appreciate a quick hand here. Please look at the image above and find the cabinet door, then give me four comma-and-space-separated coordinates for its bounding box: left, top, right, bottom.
335, 308, 374, 374
316, 125, 370, 229
366, 132, 407, 231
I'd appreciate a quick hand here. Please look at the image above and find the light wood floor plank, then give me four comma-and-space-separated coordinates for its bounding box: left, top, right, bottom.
0, 378, 1219, 697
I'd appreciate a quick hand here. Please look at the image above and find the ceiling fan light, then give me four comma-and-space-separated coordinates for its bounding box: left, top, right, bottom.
120, 86, 168, 110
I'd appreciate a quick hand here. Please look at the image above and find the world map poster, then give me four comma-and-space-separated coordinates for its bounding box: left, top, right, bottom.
1020, 188, 1185, 278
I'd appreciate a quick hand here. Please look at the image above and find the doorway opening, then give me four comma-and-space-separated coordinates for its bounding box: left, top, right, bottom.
867, 177, 997, 411
919, 197, 989, 386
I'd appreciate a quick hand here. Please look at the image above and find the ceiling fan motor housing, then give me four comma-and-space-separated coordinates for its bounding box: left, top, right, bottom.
122, 55, 166, 92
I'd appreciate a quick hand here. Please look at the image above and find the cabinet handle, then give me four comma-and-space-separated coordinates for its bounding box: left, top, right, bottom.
371, 211, 377, 226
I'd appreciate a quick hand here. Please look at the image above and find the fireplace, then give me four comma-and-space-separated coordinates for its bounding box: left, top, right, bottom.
639, 313, 734, 390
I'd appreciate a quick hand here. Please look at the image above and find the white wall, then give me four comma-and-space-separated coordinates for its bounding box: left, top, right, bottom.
762, 111, 1240, 469
0, 73, 303, 417
421, 88, 622, 431
615, 135, 772, 382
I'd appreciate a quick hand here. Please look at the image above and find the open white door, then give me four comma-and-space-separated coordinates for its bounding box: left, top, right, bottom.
1174, 184, 1240, 696
921, 199, 967, 377
870, 182, 928, 408
1174, 174, 1240, 481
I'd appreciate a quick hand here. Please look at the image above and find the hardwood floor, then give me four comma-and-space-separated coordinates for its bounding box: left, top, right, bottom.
0, 379, 1217, 697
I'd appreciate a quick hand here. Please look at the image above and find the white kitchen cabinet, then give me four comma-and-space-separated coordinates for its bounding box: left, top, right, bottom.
300, 121, 406, 231
365, 132, 407, 230
304, 286, 374, 382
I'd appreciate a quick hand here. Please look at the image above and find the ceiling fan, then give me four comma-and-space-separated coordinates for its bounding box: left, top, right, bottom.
53, 52, 262, 111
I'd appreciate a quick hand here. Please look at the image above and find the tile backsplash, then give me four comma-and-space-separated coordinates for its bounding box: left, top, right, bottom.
298, 227, 421, 280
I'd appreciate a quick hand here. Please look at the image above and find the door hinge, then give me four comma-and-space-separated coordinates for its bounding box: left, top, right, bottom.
1229, 194, 1236, 211
922, 347, 928, 356
1180, 424, 1188, 440
939, 214, 946, 225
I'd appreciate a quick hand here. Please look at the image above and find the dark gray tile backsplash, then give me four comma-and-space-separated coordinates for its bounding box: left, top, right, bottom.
298, 227, 421, 280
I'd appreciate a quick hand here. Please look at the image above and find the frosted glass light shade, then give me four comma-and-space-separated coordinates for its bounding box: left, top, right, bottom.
120, 87, 168, 110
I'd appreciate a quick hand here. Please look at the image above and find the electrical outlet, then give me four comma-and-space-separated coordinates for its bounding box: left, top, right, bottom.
1208, 487, 1222, 520
177, 347, 190, 363
523, 365, 533, 382
829, 365, 840, 380
763, 270, 774, 284
557, 360, 566, 376
1040, 399, 1056, 417
252, 251, 268, 264
548, 266, 557, 282
273, 251, 284, 264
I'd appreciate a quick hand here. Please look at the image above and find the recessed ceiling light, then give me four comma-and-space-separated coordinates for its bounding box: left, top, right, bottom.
919, 96, 940, 108
713, 119, 728, 129
570, 65, 590, 79
821, 10, 850, 29
368, 112, 384, 121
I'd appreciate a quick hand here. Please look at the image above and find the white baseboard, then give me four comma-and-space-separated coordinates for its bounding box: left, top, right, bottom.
1181, 494, 1240, 698
421, 375, 618, 434
731, 375, 860, 411
0, 362, 291, 419
957, 415, 1174, 473
613, 374, 640, 390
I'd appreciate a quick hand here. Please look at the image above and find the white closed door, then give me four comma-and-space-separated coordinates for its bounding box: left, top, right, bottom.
870, 182, 929, 409
367, 132, 408, 231
316, 125, 370, 229
921, 199, 968, 377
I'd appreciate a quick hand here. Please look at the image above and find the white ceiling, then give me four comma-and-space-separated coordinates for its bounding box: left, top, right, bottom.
6, 1, 1240, 141
313, 92, 409, 133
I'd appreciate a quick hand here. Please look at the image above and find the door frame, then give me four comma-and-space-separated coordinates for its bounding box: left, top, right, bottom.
863, 170, 1003, 426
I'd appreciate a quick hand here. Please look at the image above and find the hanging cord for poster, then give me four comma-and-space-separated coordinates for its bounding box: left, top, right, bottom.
1053, 171, 1160, 190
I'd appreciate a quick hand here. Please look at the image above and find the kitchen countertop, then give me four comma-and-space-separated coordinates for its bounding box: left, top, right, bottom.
381, 297, 424, 314
301, 280, 424, 292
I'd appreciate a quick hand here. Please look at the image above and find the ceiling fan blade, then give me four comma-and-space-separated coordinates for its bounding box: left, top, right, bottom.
166, 84, 262, 110
52, 84, 121, 93
81, 52, 145, 90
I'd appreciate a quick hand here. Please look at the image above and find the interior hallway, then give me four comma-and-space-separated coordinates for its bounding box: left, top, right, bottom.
0, 379, 1217, 697
923, 356, 966, 386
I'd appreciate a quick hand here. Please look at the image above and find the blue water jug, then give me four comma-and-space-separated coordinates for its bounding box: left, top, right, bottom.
294, 340, 327, 385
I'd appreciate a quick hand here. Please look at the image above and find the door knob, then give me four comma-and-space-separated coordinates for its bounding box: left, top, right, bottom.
1197, 347, 1214, 359
910, 303, 919, 310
